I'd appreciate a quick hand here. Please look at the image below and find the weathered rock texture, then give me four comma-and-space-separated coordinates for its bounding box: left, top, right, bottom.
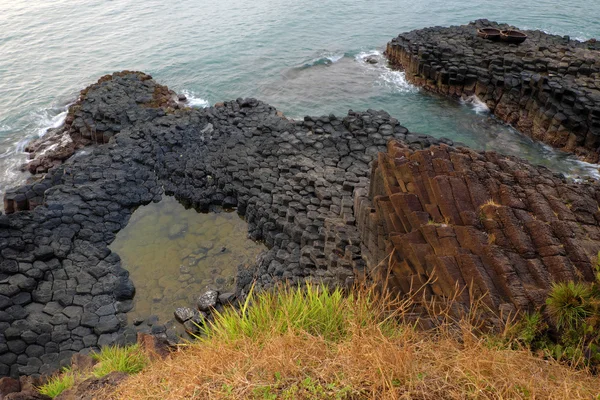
21, 71, 179, 177
386, 19, 600, 162
356, 140, 600, 315
0, 72, 446, 377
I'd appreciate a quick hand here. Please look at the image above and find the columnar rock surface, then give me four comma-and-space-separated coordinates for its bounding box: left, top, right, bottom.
386, 19, 600, 162
0, 72, 445, 377
356, 140, 600, 315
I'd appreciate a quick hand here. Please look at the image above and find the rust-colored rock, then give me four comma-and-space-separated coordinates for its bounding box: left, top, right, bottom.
54, 372, 127, 400
356, 140, 600, 313
136, 333, 170, 361
0, 377, 20, 399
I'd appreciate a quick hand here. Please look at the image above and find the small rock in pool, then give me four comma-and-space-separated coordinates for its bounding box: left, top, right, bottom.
146, 315, 159, 326
174, 307, 199, 323
365, 56, 378, 64
197, 290, 219, 311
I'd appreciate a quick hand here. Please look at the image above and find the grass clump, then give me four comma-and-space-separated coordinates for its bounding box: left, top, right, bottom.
37, 344, 148, 398
201, 283, 381, 343
38, 368, 76, 398
92, 344, 149, 377
509, 252, 600, 368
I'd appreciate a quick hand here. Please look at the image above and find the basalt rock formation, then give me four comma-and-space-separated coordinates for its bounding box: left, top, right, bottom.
356, 141, 600, 315
386, 19, 600, 162
20, 71, 179, 177
0, 72, 445, 377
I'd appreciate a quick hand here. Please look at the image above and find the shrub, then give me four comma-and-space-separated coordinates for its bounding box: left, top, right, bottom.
511, 252, 600, 368
546, 281, 593, 331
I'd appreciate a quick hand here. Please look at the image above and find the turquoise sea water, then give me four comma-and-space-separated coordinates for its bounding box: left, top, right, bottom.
1, 0, 600, 202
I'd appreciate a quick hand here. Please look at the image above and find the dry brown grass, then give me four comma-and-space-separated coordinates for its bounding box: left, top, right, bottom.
106, 317, 600, 399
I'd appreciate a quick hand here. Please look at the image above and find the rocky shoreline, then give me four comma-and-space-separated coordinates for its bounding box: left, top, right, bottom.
385, 19, 600, 162
1, 67, 600, 380
0, 71, 446, 377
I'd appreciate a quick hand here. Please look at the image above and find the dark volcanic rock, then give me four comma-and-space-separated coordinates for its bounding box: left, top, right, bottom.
173, 307, 198, 323
1, 71, 436, 377
196, 290, 218, 312
386, 19, 600, 162
1, 70, 599, 379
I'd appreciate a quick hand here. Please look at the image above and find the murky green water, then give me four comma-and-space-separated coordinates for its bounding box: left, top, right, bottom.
109, 196, 265, 324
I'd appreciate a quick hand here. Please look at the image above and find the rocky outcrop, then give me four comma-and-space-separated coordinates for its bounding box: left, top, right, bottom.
386, 20, 600, 162
21, 71, 178, 176
4, 69, 599, 380
356, 140, 600, 315
0, 72, 447, 377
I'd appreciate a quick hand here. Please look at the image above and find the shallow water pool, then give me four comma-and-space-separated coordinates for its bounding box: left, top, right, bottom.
109, 196, 265, 324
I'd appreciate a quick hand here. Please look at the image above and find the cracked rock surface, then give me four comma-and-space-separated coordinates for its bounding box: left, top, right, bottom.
0, 71, 445, 377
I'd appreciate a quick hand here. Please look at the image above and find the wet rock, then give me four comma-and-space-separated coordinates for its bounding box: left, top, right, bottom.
196, 290, 219, 312
1, 69, 597, 379
173, 307, 198, 323
218, 292, 235, 305
113, 279, 135, 301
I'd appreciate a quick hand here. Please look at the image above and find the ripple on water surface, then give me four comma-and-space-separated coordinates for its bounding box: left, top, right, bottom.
109, 196, 265, 325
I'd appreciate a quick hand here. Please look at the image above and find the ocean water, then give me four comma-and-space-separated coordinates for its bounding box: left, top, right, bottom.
1, 0, 600, 203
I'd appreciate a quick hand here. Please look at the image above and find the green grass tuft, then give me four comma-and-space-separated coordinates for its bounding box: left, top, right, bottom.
38, 368, 76, 398
92, 344, 148, 378
546, 281, 593, 331
200, 283, 387, 343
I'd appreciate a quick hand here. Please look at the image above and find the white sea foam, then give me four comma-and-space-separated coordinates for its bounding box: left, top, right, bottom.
0, 105, 71, 211
461, 95, 490, 114
537, 143, 600, 180
181, 90, 210, 108
305, 52, 345, 67
356, 50, 419, 94
36, 107, 68, 137
326, 53, 344, 63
